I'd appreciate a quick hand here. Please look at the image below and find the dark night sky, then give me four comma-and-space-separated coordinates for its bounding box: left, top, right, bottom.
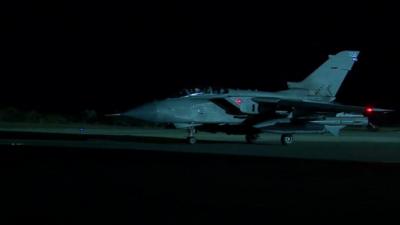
1, 1, 399, 114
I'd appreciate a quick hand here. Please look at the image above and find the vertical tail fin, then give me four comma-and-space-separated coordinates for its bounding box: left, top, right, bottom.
287, 50, 359, 98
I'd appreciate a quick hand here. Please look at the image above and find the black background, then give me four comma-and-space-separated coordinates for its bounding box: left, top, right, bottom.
2, 2, 400, 224
1, 1, 399, 114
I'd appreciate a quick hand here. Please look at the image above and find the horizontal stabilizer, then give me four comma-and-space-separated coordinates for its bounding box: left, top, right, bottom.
105, 113, 122, 117
253, 97, 394, 114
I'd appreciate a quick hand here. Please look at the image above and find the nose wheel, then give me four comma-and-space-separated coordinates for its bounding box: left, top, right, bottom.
186, 127, 197, 144
281, 134, 295, 145
186, 136, 197, 144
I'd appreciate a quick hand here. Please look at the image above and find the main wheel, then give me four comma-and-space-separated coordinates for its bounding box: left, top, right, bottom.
281, 134, 295, 145
245, 134, 258, 144
186, 137, 197, 144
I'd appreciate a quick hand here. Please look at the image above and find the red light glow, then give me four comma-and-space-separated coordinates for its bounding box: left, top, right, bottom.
365, 107, 374, 113
235, 98, 242, 105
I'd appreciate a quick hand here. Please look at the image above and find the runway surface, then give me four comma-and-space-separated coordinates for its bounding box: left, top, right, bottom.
2, 126, 400, 223
1, 127, 399, 163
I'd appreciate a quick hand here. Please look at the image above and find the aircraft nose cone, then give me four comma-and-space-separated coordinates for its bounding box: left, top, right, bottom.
127, 103, 158, 121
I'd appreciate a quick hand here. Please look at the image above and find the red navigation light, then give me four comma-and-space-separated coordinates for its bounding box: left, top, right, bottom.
365, 106, 374, 115
235, 98, 242, 105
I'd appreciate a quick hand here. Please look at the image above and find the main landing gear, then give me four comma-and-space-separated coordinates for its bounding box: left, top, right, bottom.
245, 133, 259, 144
185, 128, 295, 145
367, 122, 379, 132
245, 133, 295, 145
280, 134, 295, 145
186, 127, 197, 144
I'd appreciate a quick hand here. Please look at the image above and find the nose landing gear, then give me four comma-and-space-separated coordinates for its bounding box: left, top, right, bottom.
186, 127, 197, 144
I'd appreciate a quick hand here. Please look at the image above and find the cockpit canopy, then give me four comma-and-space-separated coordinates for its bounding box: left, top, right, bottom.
172, 87, 229, 98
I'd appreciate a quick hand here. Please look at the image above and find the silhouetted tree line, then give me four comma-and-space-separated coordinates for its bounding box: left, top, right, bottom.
0, 106, 159, 127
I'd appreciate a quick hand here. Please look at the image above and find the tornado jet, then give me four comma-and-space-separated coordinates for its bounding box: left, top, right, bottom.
122, 50, 393, 145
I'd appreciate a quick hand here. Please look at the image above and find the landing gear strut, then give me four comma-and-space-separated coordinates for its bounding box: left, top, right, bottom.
367, 122, 379, 132
186, 127, 197, 144
245, 133, 259, 144
281, 134, 295, 145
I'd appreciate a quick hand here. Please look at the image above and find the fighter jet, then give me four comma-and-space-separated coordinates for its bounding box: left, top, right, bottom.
122, 50, 392, 145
